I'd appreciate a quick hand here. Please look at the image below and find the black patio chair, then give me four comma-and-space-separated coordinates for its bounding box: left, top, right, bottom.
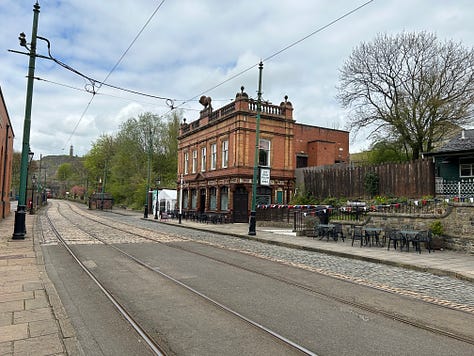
351, 226, 364, 246
415, 230, 432, 254
364, 229, 380, 246
333, 223, 345, 242
405, 232, 420, 252
387, 228, 404, 251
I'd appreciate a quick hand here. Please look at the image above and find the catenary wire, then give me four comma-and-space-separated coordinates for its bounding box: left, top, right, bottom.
172, 0, 375, 112
61, 0, 166, 151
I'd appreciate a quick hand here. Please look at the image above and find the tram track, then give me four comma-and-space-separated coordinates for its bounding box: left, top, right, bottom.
42, 201, 474, 350
41, 202, 317, 355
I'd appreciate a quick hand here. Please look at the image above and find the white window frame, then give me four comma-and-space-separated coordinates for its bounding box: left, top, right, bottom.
259, 138, 271, 167
222, 140, 228, 168
460, 161, 474, 178
192, 150, 197, 173
201, 147, 207, 172
184, 151, 189, 174
210, 143, 217, 170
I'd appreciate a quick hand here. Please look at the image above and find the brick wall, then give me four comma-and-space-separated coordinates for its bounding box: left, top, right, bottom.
0, 87, 14, 219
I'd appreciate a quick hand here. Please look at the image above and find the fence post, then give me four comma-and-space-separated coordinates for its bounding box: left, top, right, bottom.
293, 211, 297, 232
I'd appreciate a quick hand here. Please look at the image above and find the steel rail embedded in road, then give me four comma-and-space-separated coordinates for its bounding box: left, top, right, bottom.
53, 201, 474, 348
43, 212, 167, 356
46, 203, 318, 356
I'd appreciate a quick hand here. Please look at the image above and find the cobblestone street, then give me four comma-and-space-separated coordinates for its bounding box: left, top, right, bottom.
93, 210, 474, 313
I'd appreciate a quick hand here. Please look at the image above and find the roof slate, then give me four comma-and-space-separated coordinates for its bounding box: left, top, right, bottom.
434, 129, 474, 153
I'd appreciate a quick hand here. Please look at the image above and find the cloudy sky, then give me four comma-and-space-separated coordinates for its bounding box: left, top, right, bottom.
1, 0, 473, 158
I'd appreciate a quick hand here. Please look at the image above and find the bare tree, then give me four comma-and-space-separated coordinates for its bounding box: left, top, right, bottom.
338, 31, 474, 159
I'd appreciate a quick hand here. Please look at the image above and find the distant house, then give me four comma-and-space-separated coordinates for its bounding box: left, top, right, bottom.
423, 129, 474, 198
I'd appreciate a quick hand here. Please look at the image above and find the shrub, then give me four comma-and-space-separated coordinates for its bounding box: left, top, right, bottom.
429, 220, 444, 236
364, 171, 379, 197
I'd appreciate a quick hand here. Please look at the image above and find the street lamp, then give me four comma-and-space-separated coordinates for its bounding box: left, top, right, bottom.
26, 149, 34, 214
248, 61, 263, 236
12, 2, 41, 239
154, 177, 161, 219
30, 174, 37, 214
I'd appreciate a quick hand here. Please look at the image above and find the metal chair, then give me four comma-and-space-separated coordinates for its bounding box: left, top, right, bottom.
365, 229, 380, 246
415, 230, 432, 254
333, 223, 345, 242
387, 228, 404, 251
405, 231, 419, 252
351, 226, 364, 246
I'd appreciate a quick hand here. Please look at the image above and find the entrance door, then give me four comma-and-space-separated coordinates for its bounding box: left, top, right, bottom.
199, 189, 206, 213
233, 186, 248, 223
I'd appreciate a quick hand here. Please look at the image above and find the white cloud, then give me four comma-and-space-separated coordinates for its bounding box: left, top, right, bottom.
0, 0, 473, 157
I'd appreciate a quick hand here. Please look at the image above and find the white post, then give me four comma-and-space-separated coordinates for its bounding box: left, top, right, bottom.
179, 174, 183, 224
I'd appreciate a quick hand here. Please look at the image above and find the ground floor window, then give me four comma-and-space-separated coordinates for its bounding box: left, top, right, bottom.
209, 187, 217, 210
191, 189, 197, 209
460, 158, 474, 178
182, 189, 188, 209
220, 186, 228, 210
256, 186, 272, 205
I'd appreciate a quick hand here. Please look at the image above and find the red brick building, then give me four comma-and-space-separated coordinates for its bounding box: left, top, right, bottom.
0, 86, 15, 219
177, 87, 349, 222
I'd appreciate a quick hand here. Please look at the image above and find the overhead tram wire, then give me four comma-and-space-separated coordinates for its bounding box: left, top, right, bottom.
33, 76, 227, 113
173, 0, 375, 113
62, 0, 166, 151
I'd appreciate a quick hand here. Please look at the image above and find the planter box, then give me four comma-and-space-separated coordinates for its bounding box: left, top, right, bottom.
430, 235, 446, 250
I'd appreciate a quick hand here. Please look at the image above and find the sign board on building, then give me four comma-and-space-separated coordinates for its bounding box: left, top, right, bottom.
260, 168, 270, 186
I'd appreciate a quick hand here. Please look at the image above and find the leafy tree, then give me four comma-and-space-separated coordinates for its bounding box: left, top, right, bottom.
338, 31, 474, 159
367, 140, 410, 164
83, 134, 116, 195
57, 163, 73, 181
56, 163, 74, 196
84, 111, 182, 209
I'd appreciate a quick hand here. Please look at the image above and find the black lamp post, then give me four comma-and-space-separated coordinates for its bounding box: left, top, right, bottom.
26, 149, 34, 200
30, 174, 37, 214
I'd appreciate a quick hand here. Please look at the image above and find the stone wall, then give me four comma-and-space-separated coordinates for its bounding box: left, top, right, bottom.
356, 203, 474, 253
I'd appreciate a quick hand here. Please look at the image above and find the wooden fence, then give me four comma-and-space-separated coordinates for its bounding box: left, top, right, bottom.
303, 159, 435, 200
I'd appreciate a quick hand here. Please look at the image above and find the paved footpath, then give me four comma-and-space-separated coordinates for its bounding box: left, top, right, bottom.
0, 212, 79, 356
156, 217, 474, 282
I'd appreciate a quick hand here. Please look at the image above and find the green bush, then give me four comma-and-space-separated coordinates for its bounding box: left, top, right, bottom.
364, 171, 379, 197
429, 220, 444, 236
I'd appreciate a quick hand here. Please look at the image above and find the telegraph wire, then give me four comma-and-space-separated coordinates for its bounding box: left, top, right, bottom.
174, 0, 375, 111
62, 0, 166, 151
33, 76, 228, 110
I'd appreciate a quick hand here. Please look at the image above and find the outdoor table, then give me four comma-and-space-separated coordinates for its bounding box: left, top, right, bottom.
364, 227, 384, 246
316, 223, 336, 241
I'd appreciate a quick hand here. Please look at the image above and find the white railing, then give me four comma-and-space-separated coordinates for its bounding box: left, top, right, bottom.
435, 177, 474, 198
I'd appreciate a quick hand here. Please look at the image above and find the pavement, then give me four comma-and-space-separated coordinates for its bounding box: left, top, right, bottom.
0, 207, 472, 355
0, 211, 79, 356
